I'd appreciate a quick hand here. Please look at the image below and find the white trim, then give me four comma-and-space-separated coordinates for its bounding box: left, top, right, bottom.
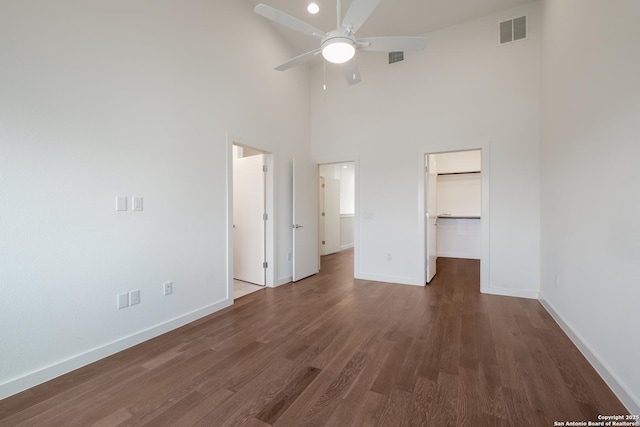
277, 275, 292, 287
0, 298, 232, 400
539, 296, 640, 415
340, 243, 354, 251
483, 286, 538, 300
437, 252, 481, 260
356, 272, 422, 287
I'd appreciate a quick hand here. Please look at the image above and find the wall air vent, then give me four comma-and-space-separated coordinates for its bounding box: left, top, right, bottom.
389, 51, 404, 64
500, 15, 527, 45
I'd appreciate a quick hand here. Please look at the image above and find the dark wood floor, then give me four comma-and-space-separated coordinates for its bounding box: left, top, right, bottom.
0, 250, 628, 426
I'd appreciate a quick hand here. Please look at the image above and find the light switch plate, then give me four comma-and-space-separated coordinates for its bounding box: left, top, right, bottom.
132, 197, 143, 211
116, 196, 128, 211
117, 292, 129, 309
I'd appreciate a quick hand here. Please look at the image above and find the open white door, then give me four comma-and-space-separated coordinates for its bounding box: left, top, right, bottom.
233, 154, 265, 286
425, 155, 438, 283
321, 177, 341, 255
293, 158, 319, 281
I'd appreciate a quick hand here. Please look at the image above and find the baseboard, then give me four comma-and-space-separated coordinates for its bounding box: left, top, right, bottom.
355, 272, 421, 286
276, 275, 292, 287
340, 243, 354, 251
539, 295, 640, 415
437, 252, 481, 260
0, 298, 233, 400
483, 285, 539, 300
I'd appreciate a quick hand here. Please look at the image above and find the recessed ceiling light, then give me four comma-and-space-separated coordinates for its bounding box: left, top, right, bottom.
307, 3, 320, 14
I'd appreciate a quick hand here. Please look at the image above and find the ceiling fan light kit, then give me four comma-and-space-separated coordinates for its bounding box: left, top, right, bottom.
321, 34, 356, 64
255, 0, 428, 85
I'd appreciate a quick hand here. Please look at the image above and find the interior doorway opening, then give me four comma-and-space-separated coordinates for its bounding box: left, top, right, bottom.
318, 162, 355, 269
424, 150, 482, 286
230, 141, 274, 300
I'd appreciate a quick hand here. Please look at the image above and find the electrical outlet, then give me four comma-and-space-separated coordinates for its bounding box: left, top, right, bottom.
387, 253, 393, 261
555, 274, 559, 288
130, 289, 140, 305
163, 281, 173, 296
288, 252, 292, 261
117, 293, 129, 309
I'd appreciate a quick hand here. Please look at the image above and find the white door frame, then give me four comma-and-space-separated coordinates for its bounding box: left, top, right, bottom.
419, 148, 489, 293
316, 157, 359, 277
227, 133, 276, 302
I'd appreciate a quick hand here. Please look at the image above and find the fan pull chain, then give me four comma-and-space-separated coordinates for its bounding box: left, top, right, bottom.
323, 59, 327, 91
353, 56, 358, 81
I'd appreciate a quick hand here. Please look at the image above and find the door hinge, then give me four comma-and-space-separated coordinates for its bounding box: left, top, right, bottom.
262, 213, 268, 221
425, 165, 429, 173
263, 262, 268, 269
322, 183, 325, 188
321, 212, 325, 217
322, 240, 326, 245
262, 165, 268, 172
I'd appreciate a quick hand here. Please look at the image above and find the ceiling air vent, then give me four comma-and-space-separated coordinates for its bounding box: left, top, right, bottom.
500, 15, 527, 45
389, 51, 404, 64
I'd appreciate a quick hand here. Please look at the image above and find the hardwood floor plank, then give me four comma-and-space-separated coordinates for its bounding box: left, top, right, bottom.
169, 388, 235, 426
192, 357, 294, 426
298, 351, 368, 426
342, 336, 394, 405
374, 388, 412, 427
369, 335, 412, 395
350, 391, 387, 427
404, 376, 437, 426
254, 365, 321, 425
1, 250, 630, 427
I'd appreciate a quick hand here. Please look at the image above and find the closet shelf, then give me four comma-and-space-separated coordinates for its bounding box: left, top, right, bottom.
437, 171, 481, 176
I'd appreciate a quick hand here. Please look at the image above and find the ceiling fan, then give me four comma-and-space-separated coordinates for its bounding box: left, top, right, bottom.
254, 0, 428, 85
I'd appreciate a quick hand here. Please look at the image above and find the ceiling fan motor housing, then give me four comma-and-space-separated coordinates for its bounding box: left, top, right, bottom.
321, 30, 357, 64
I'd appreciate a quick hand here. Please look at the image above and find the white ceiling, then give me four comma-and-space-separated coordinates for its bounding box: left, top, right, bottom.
249, 0, 535, 56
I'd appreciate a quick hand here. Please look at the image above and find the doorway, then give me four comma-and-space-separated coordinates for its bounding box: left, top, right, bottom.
318, 162, 355, 268
424, 150, 483, 286
228, 136, 275, 301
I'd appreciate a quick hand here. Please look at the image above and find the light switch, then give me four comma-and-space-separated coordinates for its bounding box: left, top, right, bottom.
116, 196, 128, 211
132, 197, 143, 211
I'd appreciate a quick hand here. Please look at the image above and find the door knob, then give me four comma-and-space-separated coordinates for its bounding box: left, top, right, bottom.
292, 224, 303, 229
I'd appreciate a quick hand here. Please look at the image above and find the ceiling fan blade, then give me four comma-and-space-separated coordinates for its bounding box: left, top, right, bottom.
275, 49, 322, 71
342, 0, 382, 33
358, 36, 428, 52
255, 4, 326, 39
342, 59, 362, 85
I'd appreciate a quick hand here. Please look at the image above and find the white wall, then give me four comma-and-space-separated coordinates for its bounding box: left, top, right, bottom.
340, 163, 356, 215
311, 3, 541, 293
540, 0, 640, 413
436, 174, 482, 217
0, 1, 310, 398
436, 150, 481, 174
340, 215, 355, 250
